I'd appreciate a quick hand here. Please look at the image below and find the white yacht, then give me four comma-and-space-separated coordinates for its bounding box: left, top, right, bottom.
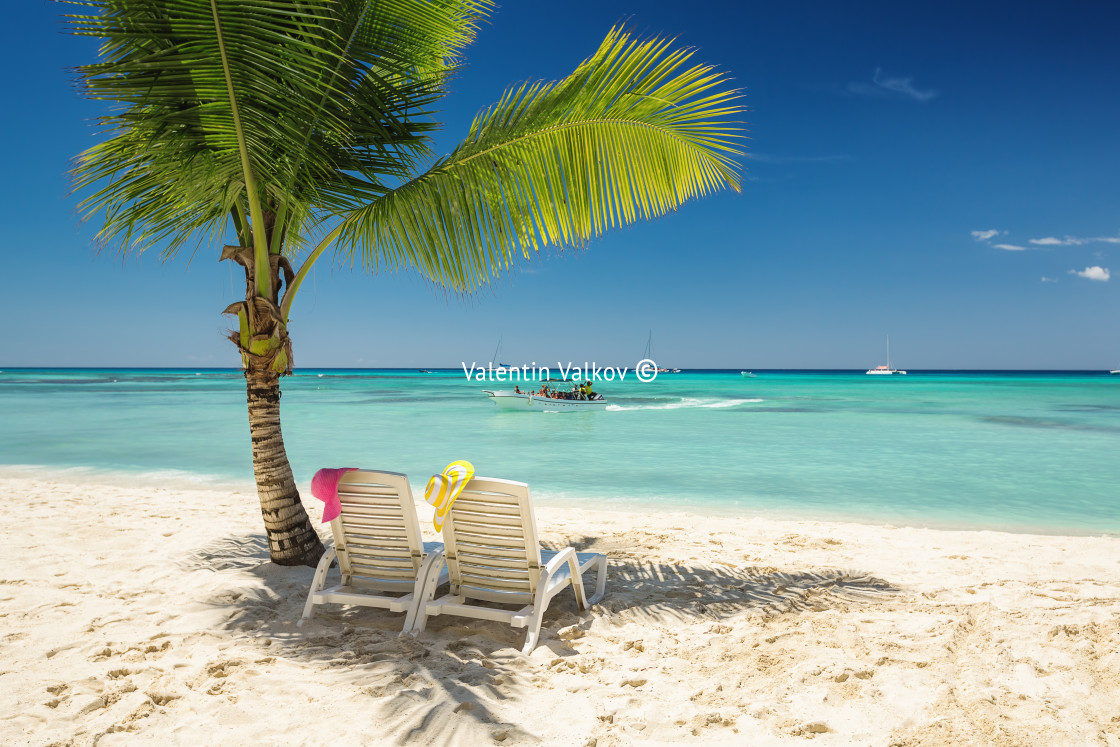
642, 331, 679, 373
867, 336, 907, 375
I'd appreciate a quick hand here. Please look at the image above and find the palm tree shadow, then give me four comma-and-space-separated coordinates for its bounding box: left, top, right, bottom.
183, 531, 900, 745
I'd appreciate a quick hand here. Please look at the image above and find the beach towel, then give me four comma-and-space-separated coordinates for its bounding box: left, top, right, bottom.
310, 467, 358, 523
424, 460, 475, 531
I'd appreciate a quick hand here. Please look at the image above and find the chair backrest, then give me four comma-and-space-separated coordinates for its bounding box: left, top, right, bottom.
443, 477, 542, 604
331, 470, 425, 592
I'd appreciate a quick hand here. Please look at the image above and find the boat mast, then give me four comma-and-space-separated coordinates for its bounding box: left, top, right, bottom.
491, 335, 503, 366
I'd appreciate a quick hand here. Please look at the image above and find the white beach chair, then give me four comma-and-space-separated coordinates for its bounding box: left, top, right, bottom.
300, 470, 447, 632
409, 477, 607, 654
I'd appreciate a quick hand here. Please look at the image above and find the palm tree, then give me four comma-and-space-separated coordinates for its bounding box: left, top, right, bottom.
67, 0, 744, 565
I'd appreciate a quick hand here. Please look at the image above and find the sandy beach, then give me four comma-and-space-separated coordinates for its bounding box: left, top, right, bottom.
2, 472, 1119, 746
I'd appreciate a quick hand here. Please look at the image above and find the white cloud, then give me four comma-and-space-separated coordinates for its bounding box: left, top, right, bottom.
1029, 234, 1120, 246
1071, 266, 1110, 281
1041, 277, 1058, 283
849, 68, 938, 102
973, 229, 1119, 253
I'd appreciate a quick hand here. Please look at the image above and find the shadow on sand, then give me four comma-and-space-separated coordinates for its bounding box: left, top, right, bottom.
182, 532, 900, 744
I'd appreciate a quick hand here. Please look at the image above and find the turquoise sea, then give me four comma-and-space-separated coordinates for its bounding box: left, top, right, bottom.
1, 368, 1118, 535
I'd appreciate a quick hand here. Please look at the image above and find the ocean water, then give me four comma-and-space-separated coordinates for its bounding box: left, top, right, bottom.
1, 368, 1118, 535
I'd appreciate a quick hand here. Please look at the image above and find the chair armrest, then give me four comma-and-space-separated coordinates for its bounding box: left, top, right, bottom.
540, 546, 590, 610
418, 546, 447, 582
312, 547, 337, 578
543, 546, 576, 576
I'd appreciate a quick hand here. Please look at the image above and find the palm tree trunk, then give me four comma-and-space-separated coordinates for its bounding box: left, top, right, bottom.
246, 367, 324, 566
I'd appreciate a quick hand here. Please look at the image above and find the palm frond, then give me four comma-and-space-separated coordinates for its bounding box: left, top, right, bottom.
340, 26, 745, 291
67, 0, 491, 256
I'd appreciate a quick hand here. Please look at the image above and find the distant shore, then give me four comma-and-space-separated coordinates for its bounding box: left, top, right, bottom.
3, 471, 1119, 745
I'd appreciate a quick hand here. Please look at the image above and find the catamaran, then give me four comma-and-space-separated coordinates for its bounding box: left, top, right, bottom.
866, 336, 907, 375
484, 379, 608, 411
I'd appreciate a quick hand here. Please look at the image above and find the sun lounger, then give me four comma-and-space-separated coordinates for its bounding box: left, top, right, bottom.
300, 469, 447, 632
409, 476, 607, 654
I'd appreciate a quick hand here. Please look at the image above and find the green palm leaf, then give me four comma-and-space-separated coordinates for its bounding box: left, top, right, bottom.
69, 0, 491, 257
339, 26, 745, 292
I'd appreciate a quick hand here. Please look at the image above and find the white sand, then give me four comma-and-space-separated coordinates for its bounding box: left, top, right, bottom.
2, 473, 1119, 747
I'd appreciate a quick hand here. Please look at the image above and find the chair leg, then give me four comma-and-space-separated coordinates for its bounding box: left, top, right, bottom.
587, 555, 607, 606
569, 554, 589, 610
408, 554, 447, 636
403, 550, 445, 635
521, 600, 547, 655
299, 548, 336, 627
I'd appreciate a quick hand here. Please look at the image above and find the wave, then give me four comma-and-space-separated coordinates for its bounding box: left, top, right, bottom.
606, 397, 762, 411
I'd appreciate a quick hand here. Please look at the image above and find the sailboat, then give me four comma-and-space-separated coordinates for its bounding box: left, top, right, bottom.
491, 336, 513, 369
866, 336, 907, 375
642, 331, 680, 373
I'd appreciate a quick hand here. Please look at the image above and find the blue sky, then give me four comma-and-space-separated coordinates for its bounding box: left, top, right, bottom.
1, 0, 1118, 369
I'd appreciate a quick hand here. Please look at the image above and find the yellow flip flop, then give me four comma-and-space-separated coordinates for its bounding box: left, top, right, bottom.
424, 460, 475, 531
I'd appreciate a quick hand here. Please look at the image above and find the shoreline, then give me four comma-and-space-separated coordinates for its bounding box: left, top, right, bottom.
2, 473, 1119, 745
2, 463, 1117, 540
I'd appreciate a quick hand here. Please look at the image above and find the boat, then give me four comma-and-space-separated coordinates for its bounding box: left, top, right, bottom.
866, 335, 906, 375
740, 371, 756, 378
1111, 369, 1120, 375
642, 331, 678, 373
484, 379, 608, 411
490, 336, 514, 368
418, 369, 432, 373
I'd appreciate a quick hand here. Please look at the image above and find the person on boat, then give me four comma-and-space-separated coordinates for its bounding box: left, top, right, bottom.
514, 385, 521, 394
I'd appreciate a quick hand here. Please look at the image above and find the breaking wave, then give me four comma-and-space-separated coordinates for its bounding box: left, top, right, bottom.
606, 397, 762, 411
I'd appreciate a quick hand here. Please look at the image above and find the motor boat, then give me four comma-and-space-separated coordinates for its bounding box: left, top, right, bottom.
484, 379, 607, 411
